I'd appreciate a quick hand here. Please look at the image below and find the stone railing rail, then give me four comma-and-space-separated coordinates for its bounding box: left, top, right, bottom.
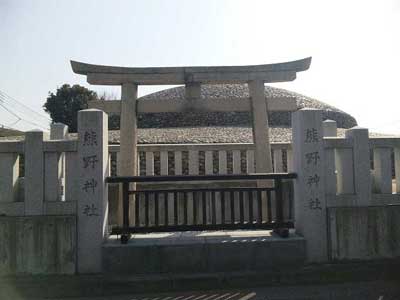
324, 132, 400, 207
109, 142, 293, 177
2, 118, 398, 218
0, 125, 79, 217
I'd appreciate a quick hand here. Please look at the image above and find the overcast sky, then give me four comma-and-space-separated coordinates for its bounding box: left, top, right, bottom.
1, 0, 399, 133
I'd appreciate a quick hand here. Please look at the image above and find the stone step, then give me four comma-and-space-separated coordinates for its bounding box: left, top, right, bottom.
102, 230, 306, 274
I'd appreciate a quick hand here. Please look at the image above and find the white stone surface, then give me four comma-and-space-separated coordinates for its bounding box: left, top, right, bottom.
395, 148, 400, 194
323, 120, 337, 137
50, 123, 68, 140
345, 127, 372, 205
145, 152, 154, 175
218, 150, 227, 174
292, 109, 327, 262
232, 150, 241, 174
24, 130, 44, 215
336, 148, 354, 194
160, 151, 168, 175
324, 148, 337, 196
174, 151, 182, 175
65, 152, 79, 202
373, 147, 392, 194
188, 150, 199, 175
246, 150, 255, 173
50, 123, 68, 201
77, 109, 108, 273
205, 150, 213, 175
286, 149, 293, 172
273, 149, 283, 172
44, 152, 62, 202
323, 120, 337, 198
0, 153, 19, 203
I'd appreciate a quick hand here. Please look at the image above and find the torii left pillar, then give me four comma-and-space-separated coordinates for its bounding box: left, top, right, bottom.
119, 83, 138, 177
117, 83, 138, 225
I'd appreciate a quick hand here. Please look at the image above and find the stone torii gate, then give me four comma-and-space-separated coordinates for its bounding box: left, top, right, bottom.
71, 57, 311, 177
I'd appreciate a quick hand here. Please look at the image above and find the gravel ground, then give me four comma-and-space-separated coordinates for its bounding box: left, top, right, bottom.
0, 126, 392, 144
107, 126, 390, 144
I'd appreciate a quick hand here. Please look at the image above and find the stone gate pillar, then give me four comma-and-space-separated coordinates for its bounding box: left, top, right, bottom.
292, 108, 327, 262
77, 109, 109, 273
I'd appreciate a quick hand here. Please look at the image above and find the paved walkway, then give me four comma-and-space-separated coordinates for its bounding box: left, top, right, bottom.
52, 280, 400, 300
106, 229, 301, 246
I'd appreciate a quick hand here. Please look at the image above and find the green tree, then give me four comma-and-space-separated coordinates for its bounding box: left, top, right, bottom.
43, 84, 99, 132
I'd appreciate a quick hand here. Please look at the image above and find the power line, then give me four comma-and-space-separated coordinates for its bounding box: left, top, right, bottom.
0, 90, 51, 120
7, 119, 21, 127
0, 95, 51, 125
0, 101, 49, 131
0, 90, 50, 131
0, 90, 51, 122
0, 102, 21, 120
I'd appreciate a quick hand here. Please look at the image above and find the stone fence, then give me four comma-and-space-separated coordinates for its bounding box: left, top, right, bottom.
1, 108, 400, 275
0, 127, 78, 216
0, 109, 109, 274
292, 109, 400, 262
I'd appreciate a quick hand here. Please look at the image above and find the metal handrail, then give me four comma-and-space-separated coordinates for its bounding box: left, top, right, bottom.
106, 173, 297, 183
107, 173, 297, 243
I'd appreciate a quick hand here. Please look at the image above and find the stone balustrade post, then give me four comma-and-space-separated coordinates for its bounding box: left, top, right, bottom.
24, 130, 45, 215
292, 109, 327, 262
345, 127, 371, 205
50, 123, 68, 140
323, 119, 337, 137
45, 123, 68, 202
77, 109, 108, 273
0, 153, 19, 203
323, 120, 337, 197
373, 147, 392, 194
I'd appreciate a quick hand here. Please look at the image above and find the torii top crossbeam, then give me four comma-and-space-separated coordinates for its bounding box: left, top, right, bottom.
71, 57, 311, 85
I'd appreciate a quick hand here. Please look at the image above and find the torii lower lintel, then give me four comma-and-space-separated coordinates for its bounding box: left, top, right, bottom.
88, 97, 297, 114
